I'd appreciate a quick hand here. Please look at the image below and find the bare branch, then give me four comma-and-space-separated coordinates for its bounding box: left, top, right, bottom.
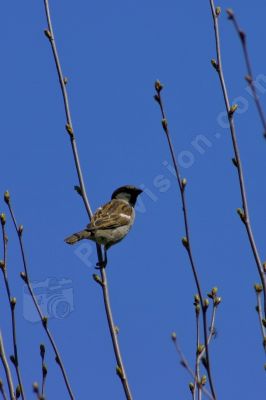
171, 334, 213, 400
254, 285, 266, 350
209, 0, 266, 323
32, 382, 45, 400
0, 379, 8, 400
39, 344, 47, 397
0, 213, 25, 399
0, 332, 15, 400
226, 8, 266, 138
42, 1, 132, 398
4, 193, 74, 400
154, 81, 217, 399
195, 305, 201, 400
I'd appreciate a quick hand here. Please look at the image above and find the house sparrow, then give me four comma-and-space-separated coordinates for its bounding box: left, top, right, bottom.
65, 185, 142, 265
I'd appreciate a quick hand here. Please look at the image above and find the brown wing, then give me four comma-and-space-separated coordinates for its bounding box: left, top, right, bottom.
87, 199, 133, 231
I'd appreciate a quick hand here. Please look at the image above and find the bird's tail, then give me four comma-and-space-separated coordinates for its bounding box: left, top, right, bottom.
64, 229, 91, 245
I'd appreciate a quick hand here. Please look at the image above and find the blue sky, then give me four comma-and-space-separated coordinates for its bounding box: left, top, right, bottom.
1, 1, 266, 399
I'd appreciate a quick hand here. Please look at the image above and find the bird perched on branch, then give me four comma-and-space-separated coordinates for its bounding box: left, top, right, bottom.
64, 185, 143, 267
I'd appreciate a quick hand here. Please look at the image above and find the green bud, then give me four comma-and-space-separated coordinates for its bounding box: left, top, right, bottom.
211, 59, 219, 71
4, 191, 10, 204
181, 178, 187, 189
237, 208, 245, 223
10, 297, 16, 308
0, 213, 6, 225
42, 364, 48, 376
189, 382, 195, 393
154, 80, 163, 92
65, 124, 74, 136
15, 385, 21, 398
93, 274, 103, 286
182, 237, 189, 249
20, 272, 27, 282
161, 118, 168, 132
245, 75, 252, 84
229, 104, 238, 116
204, 299, 209, 309
215, 7, 221, 16
212, 287, 218, 296
232, 158, 238, 167
194, 294, 200, 304
10, 355, 16, 366
32, 382, 39, 393
214, 296, 222, 306
197, 344, 205, 355
116, 365, 123, 379
171, 332, 177, 341
18, 225, 23, 236
40, 344, 45, 358
254, 284, 263, 293
195, 304, 201, 315
44, 29, 52, 39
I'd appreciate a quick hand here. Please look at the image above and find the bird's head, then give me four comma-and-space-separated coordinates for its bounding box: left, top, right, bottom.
111, 185, 143, 207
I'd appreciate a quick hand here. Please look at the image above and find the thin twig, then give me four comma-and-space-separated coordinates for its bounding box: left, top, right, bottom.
0, 214, 25, 399
195, 308, 201, 400
254, 285, 266, 348
0, 379, 8, 400
198, 302, 218, 365
226, 9, 266, 138
33, 382, 44, 400
40, 344, 47, 397
4, 193, 74, 400
0, 331, 15, 400
154, 81, 217, 399
42, 1, 132, 398
209, 1, 266, 320
171, 334, 213, 400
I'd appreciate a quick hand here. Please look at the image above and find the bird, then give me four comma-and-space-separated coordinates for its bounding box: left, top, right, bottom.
64, 185, 143, 267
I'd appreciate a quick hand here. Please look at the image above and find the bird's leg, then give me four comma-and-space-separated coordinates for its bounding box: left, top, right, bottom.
95, 247, 108, 269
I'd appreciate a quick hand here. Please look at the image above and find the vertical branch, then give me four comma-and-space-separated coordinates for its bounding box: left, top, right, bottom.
154, 81, 217, 399
0, 214, 25, 400
42, 1, 132, 398
4, 192, 74, 400
209, 2, 266, 321
43, 0, 92, 219
194, 302, 201, 400
226, 9, 266, 138
0, 332, 15, 400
